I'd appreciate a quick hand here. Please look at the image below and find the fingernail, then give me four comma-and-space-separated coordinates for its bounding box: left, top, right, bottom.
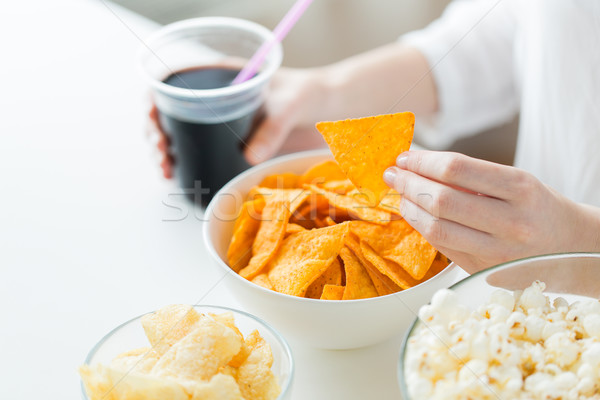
396, 153, 408, 168
383, 168, 398, 185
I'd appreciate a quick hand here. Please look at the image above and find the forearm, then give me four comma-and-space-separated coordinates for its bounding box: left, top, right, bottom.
312, 43, 438, 121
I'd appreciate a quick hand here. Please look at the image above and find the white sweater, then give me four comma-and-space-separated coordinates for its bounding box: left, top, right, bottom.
403, 0, 600, 205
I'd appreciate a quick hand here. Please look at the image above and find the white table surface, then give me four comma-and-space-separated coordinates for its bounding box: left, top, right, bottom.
0, 2, 460, 399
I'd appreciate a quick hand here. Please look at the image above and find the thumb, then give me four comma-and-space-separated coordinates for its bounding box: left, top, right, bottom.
244, 117, 293, 165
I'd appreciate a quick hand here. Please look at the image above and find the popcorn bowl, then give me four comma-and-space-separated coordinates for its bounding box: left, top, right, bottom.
398, 252, 600, 399
203, 149, 467, 349
81, 305, 294, 400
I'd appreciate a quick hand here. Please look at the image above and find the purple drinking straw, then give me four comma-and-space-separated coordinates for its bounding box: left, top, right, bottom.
231, 0, 314, 85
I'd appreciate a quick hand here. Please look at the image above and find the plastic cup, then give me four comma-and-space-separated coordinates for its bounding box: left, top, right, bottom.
140, 17, 283, 206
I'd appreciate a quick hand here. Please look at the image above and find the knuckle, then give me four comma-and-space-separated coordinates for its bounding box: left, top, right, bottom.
506, 217, 535, 244
433, 188, 453, 216
422, 220, 447, 244
511, 171, 537, 200
440, 154, 465, 182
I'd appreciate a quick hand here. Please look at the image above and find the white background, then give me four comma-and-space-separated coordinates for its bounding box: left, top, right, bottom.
0, 1, 419, 398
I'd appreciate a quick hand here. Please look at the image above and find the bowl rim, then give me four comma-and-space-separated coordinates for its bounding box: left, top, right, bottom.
397, 251, 600, 399
81, 304, 295, 400
202, 148, 459, 304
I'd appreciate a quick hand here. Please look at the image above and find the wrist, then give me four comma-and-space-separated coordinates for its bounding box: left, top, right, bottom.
573, 203, 600, 252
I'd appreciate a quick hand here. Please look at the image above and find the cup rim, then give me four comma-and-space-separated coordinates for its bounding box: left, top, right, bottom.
396, 251, 600, 399
202, 148, 460, 304
139, 17, 283, 100
81, 304, 295, 400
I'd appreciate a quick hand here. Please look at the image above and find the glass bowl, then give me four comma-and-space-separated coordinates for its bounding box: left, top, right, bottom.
81, 305, 294, 400
398, 252, 600, 399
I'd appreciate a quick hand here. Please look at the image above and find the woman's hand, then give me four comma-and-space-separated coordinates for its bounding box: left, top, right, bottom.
383, 150, 600, 274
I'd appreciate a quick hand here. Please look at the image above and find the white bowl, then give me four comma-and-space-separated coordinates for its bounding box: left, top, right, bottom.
203, 149, 467, 349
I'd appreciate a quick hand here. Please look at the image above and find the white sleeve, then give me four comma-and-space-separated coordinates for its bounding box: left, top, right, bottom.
402, 0, 520, 149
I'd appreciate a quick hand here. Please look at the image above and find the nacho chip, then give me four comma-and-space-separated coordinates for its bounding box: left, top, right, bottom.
251, 273, 274, 291
152, 318, 242, 381
300, 160, 346, 185
322, 179, 356, 194
378, 190, 403, 215
237, 330, 281, 400
250, 188, 309, 214
351, 219, 436, 279
316, 112, 414, 206
259, 172, 300, 189
140, 304, 201, 356
320, 284, 345, 300
306, 184, 391, 224
267, 223, 349, 297
350, 219, 413, 255
324, 216, 336, 226
305, 258, 343, 299
349, 188, 403, 216
420, 256, 449, 281
344, 234, 401, 296
285, 223, 306, 236
239, 200, 290, 280
360, 241, 420, 290
340, 247, 378, 300
383, 229, 437, 280
227, 198, 266, 272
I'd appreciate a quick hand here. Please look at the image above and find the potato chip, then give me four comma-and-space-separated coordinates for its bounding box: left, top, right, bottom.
110, 347, 161, 374
80, 364, 190, 400
300, 160, 346, 185
258, 172, 300, 189
141, 304, 201, 356
320, 178, 356, 194
237, 330, 281, 400
79, 364, 116, 400
320, 284, 345, 300
316, 112, 414, 206
240, 200, 290, 280
306, 184, 391, 224
344, 234, 401, 296
383, 229, 438, 280
305, 258, 343, 299
227, 198, 266, 272
151, 317, 242, 381
360, 241, 419, 290
251, 273, 275, 291
267, 223, 349, 297
81, 307, 283, 400
190, 373, 244, 400
340, 247, 378, 300
208, 313, 250, 369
